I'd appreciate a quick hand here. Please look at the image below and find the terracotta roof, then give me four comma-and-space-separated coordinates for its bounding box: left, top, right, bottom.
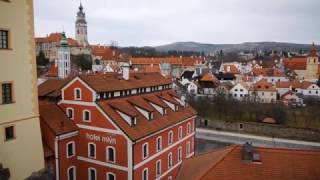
275, 80, 314, 90
200, 73, 218, 82
97, 90, 196, 141
250, 79, 276, 91
177, 145, 320, 180
138, 64, 161, 73
253, 68, 285, 77
35, 33, 79, 47
39, 101, 78, 136
91, 45, 128, 62
47, 65, 58, 77
262, 117, 276, 124
131, 56, 202, 66
79, 72, 172, 92
38, 78, 72, 98
224, 64, 240, 74
283, 57, 307, 70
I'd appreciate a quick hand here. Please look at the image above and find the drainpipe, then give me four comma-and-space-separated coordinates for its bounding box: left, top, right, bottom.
55, 136, 60, 180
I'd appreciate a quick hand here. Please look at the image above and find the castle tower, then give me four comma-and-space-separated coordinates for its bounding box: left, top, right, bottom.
75, 3, 89, 47
0, 1, 44, 179
58, 32, 71, 79
306, 43, 319, 80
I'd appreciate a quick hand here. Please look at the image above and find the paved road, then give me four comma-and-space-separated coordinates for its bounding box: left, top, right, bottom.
196, 128, 320, 149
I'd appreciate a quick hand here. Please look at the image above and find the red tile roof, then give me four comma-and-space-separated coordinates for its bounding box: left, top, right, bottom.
223, 64, 240, 74
275, 80, 313, 90
97, 90, 196, 141
131, 56, 202, 66
253, 68, 285, 77
177, 145, 320, 180
35, 33, 79, 47
39, 101, 78, 135
91, 45, 128, 62
79, 72, 172, 92
47, 65, 58, 77
250, 79, 276, 91
200, 73, 218, 82
283, 57, 307, 70
38, 78, 72, 98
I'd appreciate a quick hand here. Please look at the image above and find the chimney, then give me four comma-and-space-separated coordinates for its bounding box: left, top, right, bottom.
121, 63, 130, 80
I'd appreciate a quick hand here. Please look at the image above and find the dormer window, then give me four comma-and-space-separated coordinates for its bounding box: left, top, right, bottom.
74, 88, 81, 100
117, 110, 137, 126
134, 106, 153, 120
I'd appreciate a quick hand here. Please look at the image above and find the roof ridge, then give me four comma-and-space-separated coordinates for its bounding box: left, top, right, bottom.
199, 145, 239, 179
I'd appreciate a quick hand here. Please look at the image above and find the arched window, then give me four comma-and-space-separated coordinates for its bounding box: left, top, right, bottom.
66, 141, 75, 158
88, 143, 96, 159
67, 166, 76, 180
168, 131, 173, 145
142, 143, 149, 159
142, 168, 148, 180
74, 88, 81, 100
178, 126, 183, 140
66, 108, 74, 120
168, 152, 173, 168
156, 160, 161, 177
107, 146, 116, 163
106, 172, 116, 180
187, 123, 191, 135
156, 136, 162, 152
88, 168, 96, 180
83, 110, 91, 122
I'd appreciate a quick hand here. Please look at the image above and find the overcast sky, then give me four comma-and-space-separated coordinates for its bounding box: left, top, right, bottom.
34, 0, 320, 47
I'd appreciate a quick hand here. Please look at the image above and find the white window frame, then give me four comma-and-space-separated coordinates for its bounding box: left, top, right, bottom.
83, 109, 91, 122
66, 141, 75, 158
106, 146, 116, 163
88, 167, 97, 180
66, 107, 74, 120
168, 176, 172, 180
178, 146, 182, 162
106, 172, 116, 180
156, 136, 162, 152
142, 142, 149, 159
74, 88, 82, 100
187, 122, 191, 135
142, 168, 148, 180
168, 131, 173, 145
67, 166, 76, 180
178, 126, 183, 140
88, 142, 96, 159
168, 152, 173, 168
186, 141, 191, 156
156, 159, 161, 177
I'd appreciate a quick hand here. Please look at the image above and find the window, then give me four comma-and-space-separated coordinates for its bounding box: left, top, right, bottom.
156, 160, 161, 177
106, 172, 116, 180
68, 166, 76, 180
178, 146, 182, 162
142, 143, 149, 159
107, 146, 115, 163
74, 88, 81, 100
0, 30, 9, 49
88, 168, 96, 180
4, 126, 15, 141
156, 136, 162, 152
67, 141, 75, 158
178, 126, 182, 140
186, 141, 191, 156
187, 123, 191, 135
83, 110, 91, 122
2, 83, 13, 104
142, 168, 148, 180
168, 176, 172, 180
88, 143, 96, 159
168, 131, 173, 145
67, 108, 74, 119
168, 152, 173, 168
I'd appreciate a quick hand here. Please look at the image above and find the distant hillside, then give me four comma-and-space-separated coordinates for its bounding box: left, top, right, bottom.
155, 41, 318, 53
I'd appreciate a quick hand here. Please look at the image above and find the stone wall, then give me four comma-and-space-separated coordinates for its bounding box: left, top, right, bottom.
197, 118, 320, 142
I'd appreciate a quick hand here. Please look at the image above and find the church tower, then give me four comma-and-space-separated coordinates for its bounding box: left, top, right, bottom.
75, 3, 89, 47
58, 32, 71, 78
306, 43, 319, 80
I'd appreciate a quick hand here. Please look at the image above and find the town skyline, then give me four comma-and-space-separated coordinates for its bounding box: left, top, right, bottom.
34, 0, 320, 47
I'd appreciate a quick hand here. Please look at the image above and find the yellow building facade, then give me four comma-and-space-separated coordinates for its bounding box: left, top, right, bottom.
0, 0, 44, 179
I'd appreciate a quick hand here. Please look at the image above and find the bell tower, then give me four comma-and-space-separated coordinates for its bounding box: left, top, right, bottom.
75, 2, 89, 47
306, 43, 319, 80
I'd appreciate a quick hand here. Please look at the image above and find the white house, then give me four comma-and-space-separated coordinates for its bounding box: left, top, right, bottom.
187, 82, 198, 95
229, 82, 249, 100
249, 80, 277, 103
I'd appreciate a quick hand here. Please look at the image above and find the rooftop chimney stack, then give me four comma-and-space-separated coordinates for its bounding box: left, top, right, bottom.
122, 63, 130, 80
